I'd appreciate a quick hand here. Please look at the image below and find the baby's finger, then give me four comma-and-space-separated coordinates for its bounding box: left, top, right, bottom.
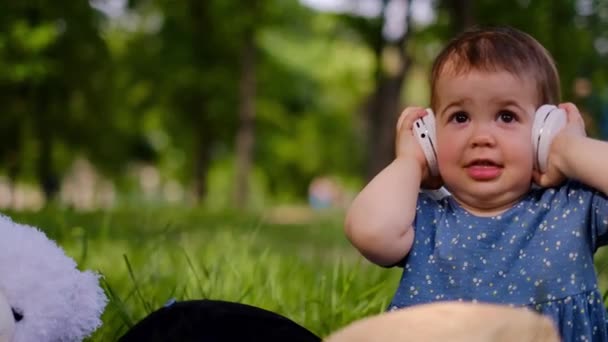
559, 102, 584, 124
558, 102, 586, 136
558, 102, 578, 113
532, 170, 555, 188
532, 167, 565, 188
532, 170, 545, 187
396, 107, 426, 133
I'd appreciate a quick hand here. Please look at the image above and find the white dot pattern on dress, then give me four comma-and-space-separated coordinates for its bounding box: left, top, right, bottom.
390, 181, 608, 341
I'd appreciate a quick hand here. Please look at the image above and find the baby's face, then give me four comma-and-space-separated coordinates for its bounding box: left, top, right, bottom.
433, 69, 538, 215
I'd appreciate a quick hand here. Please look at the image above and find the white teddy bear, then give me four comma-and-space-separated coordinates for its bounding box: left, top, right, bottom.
0, 215, 107, 341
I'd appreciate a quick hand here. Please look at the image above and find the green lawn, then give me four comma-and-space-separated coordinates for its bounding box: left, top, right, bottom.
8, 207, 400, 340
9, 206, 608, 341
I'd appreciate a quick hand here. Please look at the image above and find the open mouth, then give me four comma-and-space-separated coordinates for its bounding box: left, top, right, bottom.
467, 159, 503, 168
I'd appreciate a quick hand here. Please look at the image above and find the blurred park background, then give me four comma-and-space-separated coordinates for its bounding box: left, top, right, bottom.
1, 0, 607, 211
2, 0, 608, 340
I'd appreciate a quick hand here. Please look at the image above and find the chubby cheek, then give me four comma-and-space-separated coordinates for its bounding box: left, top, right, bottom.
435, 131, 466, 175
509, 140, 535, 179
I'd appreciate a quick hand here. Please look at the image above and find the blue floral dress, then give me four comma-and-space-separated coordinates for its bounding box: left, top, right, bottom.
389, 181, 608, 341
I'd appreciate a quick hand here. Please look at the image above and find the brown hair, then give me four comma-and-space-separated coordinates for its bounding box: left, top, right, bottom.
430, 26, 560, 110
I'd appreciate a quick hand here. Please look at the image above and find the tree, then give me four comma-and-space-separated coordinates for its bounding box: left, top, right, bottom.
338, 0, 415, 179
0, 2, 114, 202
233, 0, 259, 209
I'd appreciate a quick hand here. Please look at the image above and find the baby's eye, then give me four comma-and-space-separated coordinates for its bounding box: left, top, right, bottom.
449, 111, 469, 124
498, 110, 517, 123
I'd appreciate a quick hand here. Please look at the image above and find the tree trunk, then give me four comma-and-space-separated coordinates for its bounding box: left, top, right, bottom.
233, 26, 257, 209
37, 129, 58, 202
189, 0, 213, 203
366, 70, 409, 180
23, 0, 59, 203
365, 0, 414, 180
35, 86, 59, 203
193, 123, 212, 202
4, 86, 27, 207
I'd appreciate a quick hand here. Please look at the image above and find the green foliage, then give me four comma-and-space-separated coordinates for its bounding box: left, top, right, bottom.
1, 0, 607, 204
0, 1, 127, 187
0, 20, 59, 82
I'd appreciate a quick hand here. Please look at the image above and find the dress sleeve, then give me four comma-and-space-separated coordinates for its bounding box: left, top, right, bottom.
415, 190, 444, 227
590, 187, 608, 251
390, 191, 443, 267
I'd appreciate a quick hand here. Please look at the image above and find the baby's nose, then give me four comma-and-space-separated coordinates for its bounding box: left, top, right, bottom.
471, 135, 495, 147
470, 125, 496, 147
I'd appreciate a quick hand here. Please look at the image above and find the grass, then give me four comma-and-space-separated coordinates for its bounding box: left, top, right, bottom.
9, 205, 608, 341
7, 206, 400, 340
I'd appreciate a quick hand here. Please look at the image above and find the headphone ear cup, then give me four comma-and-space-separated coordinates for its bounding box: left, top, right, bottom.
413, 109, 439, 176
532, 105, 567, 172
531, 105, 556, 164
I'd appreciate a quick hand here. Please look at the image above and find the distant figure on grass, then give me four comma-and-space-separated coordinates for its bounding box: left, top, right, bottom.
345, 26, 608, 341
308, 176, 341, 210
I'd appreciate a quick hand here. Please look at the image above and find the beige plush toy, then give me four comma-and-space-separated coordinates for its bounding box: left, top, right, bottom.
325, 301, 559, 342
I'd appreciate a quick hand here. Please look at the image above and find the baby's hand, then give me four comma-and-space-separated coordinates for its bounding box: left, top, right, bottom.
532, 102, 586, 187
395, 107, 443, 189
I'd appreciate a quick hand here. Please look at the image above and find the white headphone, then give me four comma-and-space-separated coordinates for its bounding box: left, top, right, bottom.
413, 105, 567, 175
412, 108, 439, 176
531, 105, 568, 172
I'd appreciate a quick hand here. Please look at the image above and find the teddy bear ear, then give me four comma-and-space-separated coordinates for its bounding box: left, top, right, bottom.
0, 289, 15, 342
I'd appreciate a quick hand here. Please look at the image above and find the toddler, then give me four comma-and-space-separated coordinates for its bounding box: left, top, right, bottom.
345, 26, 608, 341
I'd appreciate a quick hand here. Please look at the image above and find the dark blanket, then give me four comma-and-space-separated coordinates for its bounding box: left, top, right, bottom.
119, 299, 321, 342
